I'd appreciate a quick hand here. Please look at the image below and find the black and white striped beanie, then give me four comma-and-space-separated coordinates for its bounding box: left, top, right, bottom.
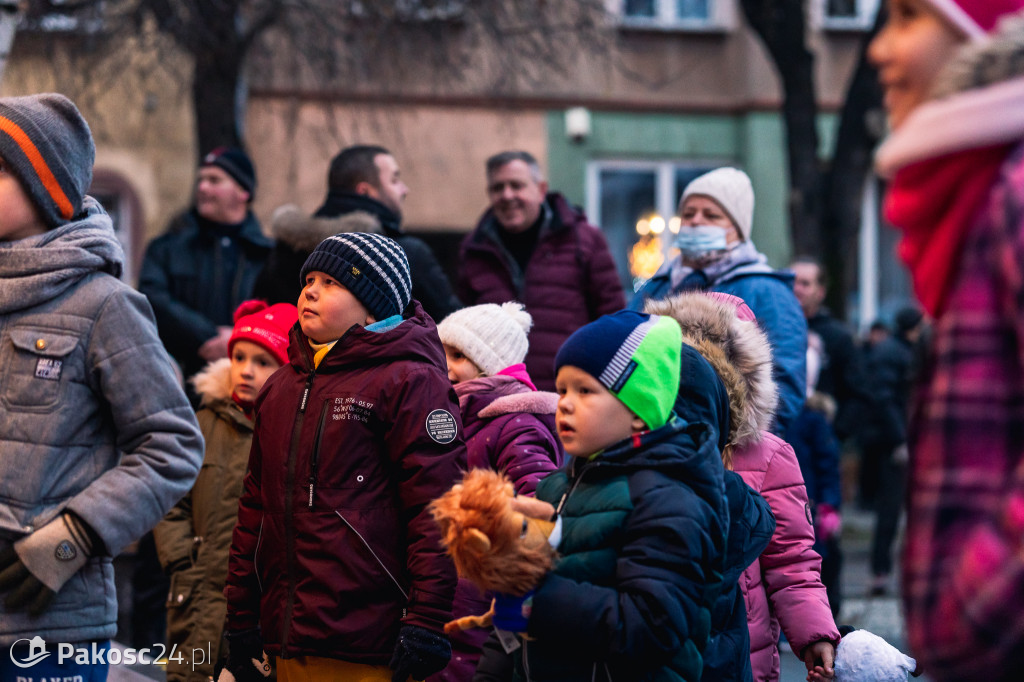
300, 232, 412, 321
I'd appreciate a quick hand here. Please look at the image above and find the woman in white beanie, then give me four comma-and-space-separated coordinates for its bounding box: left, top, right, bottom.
432, 301, 562, 682
630, 167, 807, 434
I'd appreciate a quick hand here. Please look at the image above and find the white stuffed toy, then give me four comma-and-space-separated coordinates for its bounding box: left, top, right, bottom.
834, 629, 919, 682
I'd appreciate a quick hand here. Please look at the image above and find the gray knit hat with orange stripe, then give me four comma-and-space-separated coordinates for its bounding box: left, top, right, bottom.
0, 93, 94, 229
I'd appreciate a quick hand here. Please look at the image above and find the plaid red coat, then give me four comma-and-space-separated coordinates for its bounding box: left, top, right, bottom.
900, 142, 1024, 679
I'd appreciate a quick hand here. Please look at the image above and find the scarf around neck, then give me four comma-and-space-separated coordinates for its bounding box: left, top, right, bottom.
0, 198, 122, 314
667, 239, 773, 291
883, 145, 1010, 318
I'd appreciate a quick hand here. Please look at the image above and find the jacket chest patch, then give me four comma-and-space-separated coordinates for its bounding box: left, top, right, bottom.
35, 357, 63, 381
332, 397, 374, 423
426, 409, 458, 444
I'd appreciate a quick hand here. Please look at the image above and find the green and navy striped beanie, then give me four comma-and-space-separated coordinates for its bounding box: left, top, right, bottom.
300, 232, 412, 321
0, 93, 94, 229
555, 310, 682, 429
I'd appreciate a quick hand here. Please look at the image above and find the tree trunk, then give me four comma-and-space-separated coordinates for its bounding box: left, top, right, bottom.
739, 0, 822, 256
193, 42, 245, 154
820, 8, 886, 318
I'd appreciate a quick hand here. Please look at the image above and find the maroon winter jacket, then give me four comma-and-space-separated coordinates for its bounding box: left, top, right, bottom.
457, 193, 626, 390
224, 302, 465, 663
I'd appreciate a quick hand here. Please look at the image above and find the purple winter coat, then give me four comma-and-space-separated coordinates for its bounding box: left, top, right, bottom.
457, 193, 626, 391
458, 374, 562, 495
224, 302, 465, 663
428, 372, 562, 682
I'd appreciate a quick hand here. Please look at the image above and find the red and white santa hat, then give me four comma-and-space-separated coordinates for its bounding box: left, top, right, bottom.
925, 0, 1024, 41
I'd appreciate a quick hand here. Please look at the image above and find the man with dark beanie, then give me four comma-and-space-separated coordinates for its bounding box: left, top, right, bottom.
139, 146, 272, 391
0, 93, 203, 681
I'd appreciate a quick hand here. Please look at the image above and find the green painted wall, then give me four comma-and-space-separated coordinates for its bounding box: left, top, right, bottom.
546, 109, 839, 270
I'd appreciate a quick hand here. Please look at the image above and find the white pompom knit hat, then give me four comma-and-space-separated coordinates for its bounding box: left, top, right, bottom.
437, 302, 533, 376
679, 167, 755, 242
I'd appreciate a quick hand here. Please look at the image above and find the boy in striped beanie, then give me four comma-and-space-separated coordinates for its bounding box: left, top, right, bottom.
222, 231, 465, 682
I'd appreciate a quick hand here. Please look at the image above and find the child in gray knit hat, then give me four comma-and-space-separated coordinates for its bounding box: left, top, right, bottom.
434, 302, 562, 680
0, 93, 204, 678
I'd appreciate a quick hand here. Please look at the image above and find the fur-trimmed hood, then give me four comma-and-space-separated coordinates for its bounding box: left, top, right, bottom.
191, 357, 233, 406
268, 204, 383, 253
645, 292, 778, 447
478, 391, 558, 419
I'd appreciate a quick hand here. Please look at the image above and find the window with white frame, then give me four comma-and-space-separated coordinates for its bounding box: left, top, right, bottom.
586, 160, 726, 293
616, 0, 734, 31
818, 0, 880, 30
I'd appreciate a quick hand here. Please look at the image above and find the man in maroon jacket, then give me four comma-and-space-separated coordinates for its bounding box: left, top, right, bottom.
457, 151, 625, 391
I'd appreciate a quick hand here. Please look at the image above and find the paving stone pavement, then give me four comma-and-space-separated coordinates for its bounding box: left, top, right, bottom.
108, 509, 923, 682
780, 508, 929, 682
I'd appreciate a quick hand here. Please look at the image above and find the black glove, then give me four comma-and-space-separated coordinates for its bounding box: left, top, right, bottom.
217, 629, 271, 682
0, 512, 95, 616
390, 625, 451, 682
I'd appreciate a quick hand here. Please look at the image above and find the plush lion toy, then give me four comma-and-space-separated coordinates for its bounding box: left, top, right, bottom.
430, 469, 557, 633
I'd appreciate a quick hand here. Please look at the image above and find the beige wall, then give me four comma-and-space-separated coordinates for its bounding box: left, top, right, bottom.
3, 38, 197, 245
1, 12, 866, 245
247, 100, 548, 233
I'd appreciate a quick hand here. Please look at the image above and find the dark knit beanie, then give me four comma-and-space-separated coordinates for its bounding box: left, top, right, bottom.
201, 146, 256, 199
895, 306, 924, 336
554, 310, 682, 430
0, 93, 94, 229
300, 232, 412, 321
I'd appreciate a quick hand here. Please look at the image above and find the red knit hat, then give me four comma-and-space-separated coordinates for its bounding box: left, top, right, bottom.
229, 300, 298, 366
925, 0, 1024, 41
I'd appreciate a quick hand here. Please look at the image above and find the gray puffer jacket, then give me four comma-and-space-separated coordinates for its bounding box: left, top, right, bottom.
0, 198, 204, 645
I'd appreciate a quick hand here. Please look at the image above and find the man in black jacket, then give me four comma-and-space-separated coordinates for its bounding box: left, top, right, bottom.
139, 147, 271, 386
312, 144, 462, 321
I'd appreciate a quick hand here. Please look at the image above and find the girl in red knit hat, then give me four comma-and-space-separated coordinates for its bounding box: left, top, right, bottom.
871, 0, 1024, 678
154, 300, 296, 682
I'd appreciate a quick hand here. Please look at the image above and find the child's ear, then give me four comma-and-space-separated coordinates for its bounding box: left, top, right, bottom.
631, 415, 646, 433
364, 314, 377, 326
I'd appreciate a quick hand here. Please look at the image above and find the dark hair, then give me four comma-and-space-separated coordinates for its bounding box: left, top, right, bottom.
327, 145, 391, 193
894, 306, 924, 336
485, 150, 544, 183
791, 255, 828, 288
870, 320, 890, 333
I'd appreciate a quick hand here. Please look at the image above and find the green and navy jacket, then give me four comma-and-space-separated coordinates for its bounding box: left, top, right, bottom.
516, 417, 728, 682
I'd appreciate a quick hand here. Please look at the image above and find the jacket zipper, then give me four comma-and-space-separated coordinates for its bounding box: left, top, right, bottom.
281, 369, 316, 656
308, 400, 329, 508
554, 457, 598, 517
253, 517, 265, 593
334, 510, 409, 601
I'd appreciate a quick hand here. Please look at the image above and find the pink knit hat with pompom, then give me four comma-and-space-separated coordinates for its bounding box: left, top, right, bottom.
924, 0, 1024, 41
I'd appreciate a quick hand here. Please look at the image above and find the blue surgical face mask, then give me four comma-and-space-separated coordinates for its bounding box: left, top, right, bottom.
673, 225, 729, 264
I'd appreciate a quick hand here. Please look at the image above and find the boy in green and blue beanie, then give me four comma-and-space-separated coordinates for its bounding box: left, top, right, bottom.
482, 309, 728, 681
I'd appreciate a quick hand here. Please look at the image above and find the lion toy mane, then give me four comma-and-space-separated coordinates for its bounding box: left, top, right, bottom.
431, 469, 556, 595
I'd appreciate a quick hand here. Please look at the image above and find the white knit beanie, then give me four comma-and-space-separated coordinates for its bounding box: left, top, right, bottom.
680, 167, 755, 242
437, 302, 532, 376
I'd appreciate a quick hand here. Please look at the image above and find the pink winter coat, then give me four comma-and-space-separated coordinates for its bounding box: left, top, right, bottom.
733, 431, 840, 682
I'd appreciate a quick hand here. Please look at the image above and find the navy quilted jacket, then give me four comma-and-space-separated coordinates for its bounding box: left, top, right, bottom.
516, 418, 728, 682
